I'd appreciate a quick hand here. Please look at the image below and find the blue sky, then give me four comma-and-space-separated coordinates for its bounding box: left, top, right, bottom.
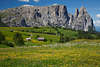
0, 0, 100, 31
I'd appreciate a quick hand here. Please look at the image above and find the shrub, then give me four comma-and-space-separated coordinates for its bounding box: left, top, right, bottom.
59, 33, 64, 43
10, 29, 14, 32
78, 31, 95, 39
0, 32, 5, 44
2, 41, 14, 47
50, 39, 53, 43
35, 35, 40, 39
44, 39, 47, 42
20, 29, 24, 32
13, 32, 24, 46
59, 32, 76, 43
6, 42, 14, 47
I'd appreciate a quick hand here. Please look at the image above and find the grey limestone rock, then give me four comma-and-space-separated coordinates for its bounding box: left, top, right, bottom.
0, 5, 95, 31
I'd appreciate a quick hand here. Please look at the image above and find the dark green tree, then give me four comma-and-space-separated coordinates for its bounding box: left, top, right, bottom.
59, 33, 64, 43
13, 32, 24, 46
0, 32, 5, 44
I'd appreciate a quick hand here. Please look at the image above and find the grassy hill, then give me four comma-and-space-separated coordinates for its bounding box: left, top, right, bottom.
0, 27, 60, 47
0, 27, 100, 67
0, 27, 100, 47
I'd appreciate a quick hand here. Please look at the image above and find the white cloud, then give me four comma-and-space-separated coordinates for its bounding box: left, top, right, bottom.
23, 5, 33, 7
33, 0, 40, 2
96, 14, 100, 18
52, 3, 59, 6
94, 20, 100, 26
19, 0, 29, 2
95, 14, 100, 26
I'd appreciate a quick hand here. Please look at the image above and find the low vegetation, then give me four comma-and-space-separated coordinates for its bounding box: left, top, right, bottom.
0, 40, 100, 67
13, 32, 24, 46
0, 27, 100, 47
0, 27, 100, 66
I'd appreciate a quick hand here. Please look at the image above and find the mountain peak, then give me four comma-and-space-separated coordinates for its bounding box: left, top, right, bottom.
78, 6, 88, 17
74, 8, 79, 18
0, 5, 95, 32
80, 6, 87, 13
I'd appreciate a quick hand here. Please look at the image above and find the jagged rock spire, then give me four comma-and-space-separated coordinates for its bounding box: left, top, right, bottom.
78, 6, 87, 17
74, 8, 79, 18
68, 6, 95, 32
78, 6, 95, 31
0, 5, 95, 32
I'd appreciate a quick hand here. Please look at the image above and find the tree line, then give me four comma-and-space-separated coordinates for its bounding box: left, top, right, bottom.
0, 32, 24, 47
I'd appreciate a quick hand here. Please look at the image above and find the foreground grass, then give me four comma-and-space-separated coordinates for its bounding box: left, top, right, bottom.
0, 41, 100, 67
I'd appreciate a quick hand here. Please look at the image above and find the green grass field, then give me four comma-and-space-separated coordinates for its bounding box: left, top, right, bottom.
0, 27, 100, 67
0, 27, 80, 47
0, 40, 100, 67
0, 27, 60, 46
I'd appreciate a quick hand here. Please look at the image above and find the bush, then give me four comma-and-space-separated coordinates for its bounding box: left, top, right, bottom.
6, 42, 14, 47
50, 39, 53, 43
2, 41, 14, 47
59, 33, 65, 43
44, 39, 47, 42
64, 36, 72, 42
78, 31, 95, 39
59, 32, 76, 43
0, 32, 5, 44
10, 29, 14, 32
35, 35, 40, 39
13, 32, 24, 46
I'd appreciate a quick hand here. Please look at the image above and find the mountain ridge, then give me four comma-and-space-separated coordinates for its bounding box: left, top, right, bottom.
0, 5, 95, 32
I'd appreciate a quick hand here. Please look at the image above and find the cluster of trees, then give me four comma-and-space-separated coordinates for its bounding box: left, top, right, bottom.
13, 32, 24, 46
19, 28, 56, 35
0, 32, 14, 47
78, 31, 100, 39
1, 26, 100, 46
59, 33, 75, 43
59, 30, 100, 43
0, 32, 24, 47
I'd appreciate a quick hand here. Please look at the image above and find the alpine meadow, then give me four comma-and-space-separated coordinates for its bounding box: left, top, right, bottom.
0, 0, 100, 67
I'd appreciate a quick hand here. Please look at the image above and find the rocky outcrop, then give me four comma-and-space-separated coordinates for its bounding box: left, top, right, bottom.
0, 5, 95, 32
74, 8, 79, 18
68, 7, 95, 31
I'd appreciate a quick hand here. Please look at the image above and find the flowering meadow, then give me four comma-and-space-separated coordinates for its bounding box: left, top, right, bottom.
0, 40, 100, 67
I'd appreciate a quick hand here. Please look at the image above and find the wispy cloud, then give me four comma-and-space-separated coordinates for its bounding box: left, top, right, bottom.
52, 3, 59, 6
94, 20, 100, 26
33, 0, 40, 2
95, 14, 100, 26
19, 0, 29, 2
96, 14, 100, 18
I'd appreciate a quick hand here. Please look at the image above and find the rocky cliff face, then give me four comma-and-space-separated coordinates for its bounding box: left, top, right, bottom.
0, 5, 95, 31
68, 7, 95, 31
